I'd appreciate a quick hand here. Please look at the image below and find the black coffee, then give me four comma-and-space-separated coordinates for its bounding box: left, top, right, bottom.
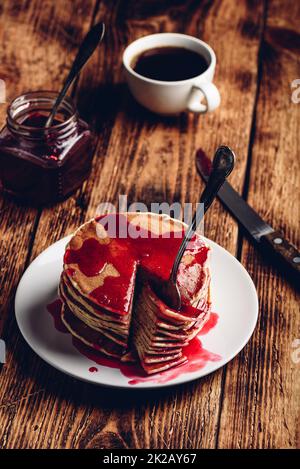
131, 46, 208, 81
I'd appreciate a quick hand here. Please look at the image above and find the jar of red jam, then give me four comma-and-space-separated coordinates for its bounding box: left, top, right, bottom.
0, 91, 93, 204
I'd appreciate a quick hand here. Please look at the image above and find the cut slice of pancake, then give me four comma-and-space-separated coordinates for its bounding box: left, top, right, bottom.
59, 212, 211, 372
132, 283, 210, 374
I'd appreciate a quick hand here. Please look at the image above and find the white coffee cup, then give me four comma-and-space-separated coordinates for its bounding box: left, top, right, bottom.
123, 33, 220, 115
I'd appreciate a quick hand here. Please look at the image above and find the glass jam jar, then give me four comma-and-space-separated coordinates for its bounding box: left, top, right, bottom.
0, 91, 93, 204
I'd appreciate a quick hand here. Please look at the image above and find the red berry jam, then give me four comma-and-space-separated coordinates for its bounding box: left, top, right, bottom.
0, 91, 93, 205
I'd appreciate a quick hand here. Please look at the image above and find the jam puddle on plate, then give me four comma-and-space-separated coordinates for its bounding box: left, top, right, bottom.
47, 299, 221, 385
47, 299, 68, 333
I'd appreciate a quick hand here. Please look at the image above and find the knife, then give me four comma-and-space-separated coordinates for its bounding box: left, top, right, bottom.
196, 149, 300, 283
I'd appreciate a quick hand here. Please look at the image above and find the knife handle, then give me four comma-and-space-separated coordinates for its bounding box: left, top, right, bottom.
260, 230, 300, 280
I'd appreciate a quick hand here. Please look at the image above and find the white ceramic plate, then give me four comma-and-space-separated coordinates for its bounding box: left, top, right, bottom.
15, 235, 258, 389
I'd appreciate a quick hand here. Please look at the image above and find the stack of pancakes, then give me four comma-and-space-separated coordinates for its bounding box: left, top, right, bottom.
59, 212, 211, 373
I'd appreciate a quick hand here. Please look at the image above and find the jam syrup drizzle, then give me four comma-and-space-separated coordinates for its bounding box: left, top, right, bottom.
64, 214, 209, 315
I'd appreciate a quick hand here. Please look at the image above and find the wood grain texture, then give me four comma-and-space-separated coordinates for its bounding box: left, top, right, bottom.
0, 0, 299, 449
217, 0, 300, 449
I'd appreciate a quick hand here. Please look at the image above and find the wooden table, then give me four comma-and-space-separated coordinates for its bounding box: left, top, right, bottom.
0, 0, 299, 449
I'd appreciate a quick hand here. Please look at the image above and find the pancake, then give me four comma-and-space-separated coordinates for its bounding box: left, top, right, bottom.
59, 212, 211, 373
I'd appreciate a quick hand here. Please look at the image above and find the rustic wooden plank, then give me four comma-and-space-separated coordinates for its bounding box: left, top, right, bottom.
0, 0, 97, 443
0, 0, 265, 449
217, 0, 300, 449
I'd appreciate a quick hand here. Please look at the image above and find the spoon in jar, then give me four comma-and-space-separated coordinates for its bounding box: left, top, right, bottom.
158, 146, 235, 310
45, 22, 105, 128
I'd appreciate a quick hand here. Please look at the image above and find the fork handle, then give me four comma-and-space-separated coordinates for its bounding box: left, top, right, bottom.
170, 146, 235, 283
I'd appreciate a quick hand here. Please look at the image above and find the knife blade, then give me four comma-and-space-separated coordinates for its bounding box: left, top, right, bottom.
196, 149, 300, 282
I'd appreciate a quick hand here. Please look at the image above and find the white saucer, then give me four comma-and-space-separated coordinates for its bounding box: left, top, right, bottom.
15, 235, 258, 389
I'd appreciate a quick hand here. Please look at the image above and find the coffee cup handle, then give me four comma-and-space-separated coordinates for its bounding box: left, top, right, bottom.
187, 82, 221, 113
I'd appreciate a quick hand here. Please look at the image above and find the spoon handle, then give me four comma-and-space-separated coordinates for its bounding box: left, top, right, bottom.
170, 146, 235, 284
45, 22, 105, 128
